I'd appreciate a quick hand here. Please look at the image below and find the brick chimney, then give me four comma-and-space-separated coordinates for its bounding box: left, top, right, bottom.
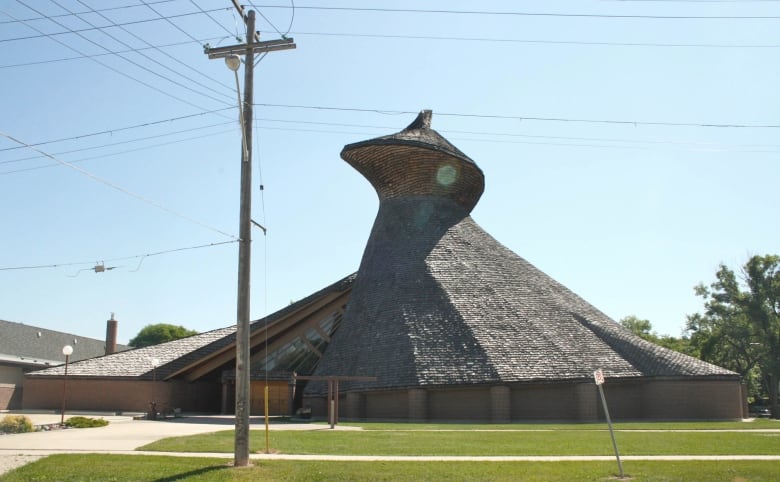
105, 313, 118, 355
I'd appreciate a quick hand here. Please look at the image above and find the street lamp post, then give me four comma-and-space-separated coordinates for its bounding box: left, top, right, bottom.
60, 345, 73, 426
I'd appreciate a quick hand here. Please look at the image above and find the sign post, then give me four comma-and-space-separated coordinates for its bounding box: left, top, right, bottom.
594, 369, 624, 478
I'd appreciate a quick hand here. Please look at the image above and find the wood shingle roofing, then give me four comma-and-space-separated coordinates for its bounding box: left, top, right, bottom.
27, 326, 236, 379
308, 111, 736, 394
25, 113, 735, 392
26, 274, 356, 380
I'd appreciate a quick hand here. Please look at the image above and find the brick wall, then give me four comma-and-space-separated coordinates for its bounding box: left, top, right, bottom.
22, 377, 221, 413
639, 379, 743, 419
305, 378, 744, 422
0, 366, 26, 409
0, 383, 22, 410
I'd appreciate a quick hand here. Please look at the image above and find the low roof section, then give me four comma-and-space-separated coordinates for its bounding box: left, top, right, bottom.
0, 319, 125, 369
26, 274, 355, 382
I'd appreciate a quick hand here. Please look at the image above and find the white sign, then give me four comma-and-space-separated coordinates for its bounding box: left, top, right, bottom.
594, 369, 605, 385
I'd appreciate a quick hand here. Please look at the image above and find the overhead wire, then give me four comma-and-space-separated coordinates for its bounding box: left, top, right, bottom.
284, 0, 295, 37
264, 29, 780, 49
0, 120, 236, 166
0, 6, 231, 43
242, 4, 780, 20
3, 112, 780, 177
5, 5, 226, 114
0, 130, 237, 239
0, 107, 234, 153
35, 0, 234, 106
0, 128, 236, 176
0, 37, 232, 69
0, 240, 238, 272
251, 102, 780, 129
194, 123, 780, 154
247, 1, 284, 37
187, 0, 238, 39
0, 0, 175, 25
236, 116, 780, 150
74, 0, 235, 95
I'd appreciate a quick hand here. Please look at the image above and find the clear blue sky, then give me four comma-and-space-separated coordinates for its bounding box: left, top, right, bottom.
1, 0, 778, 346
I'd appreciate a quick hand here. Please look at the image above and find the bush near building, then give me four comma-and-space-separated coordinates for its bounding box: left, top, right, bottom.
0, 414, 33, 434
64, 416, 109, 428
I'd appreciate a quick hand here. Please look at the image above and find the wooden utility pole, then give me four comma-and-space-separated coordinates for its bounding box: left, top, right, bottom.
204, 9, 295, 467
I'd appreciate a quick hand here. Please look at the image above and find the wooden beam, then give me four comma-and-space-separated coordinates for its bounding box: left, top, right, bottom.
173, 288, 350, 382
294, 375, 377, 382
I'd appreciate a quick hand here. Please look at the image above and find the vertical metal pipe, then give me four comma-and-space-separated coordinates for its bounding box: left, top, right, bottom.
60, 354, 69, 426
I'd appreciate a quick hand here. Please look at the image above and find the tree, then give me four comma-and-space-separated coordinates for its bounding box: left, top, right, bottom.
620, 315, 654, 339
687, 255, 780, 418
129, 323, 198, 348
619, 315, 693, 355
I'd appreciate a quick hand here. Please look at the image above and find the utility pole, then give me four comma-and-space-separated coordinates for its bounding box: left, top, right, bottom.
204, 8, 295, 468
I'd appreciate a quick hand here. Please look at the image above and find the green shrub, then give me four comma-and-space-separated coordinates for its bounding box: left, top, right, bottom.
0, 414, 34, 434
64, 416, 109, 428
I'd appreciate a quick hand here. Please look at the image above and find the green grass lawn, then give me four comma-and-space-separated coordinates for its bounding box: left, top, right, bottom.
3, 421, 779, 481
2, 455, 780, 481
138, 421, 780, 456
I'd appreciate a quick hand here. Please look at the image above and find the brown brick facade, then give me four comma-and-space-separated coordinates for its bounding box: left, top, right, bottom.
305, 378, 743, 422
0, 383, 22, 410
23, 377, 221, 413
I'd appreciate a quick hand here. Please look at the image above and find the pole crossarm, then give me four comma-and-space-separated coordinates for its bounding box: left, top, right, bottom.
205, 38, 296, 59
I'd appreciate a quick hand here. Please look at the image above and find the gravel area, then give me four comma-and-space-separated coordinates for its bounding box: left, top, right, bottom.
0, 454, 44, 477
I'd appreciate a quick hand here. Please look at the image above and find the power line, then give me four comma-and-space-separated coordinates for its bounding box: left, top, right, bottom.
0, 240, 237, 272
247, 1, 285, 37
187, 0, 239, 39
6, 5, 225, 113
243, 117, 780, 150
253, 102, 780, 129
0, 130, 237, 239
0, 0, 175, 25
0, 6, 231, 43
139, 0, 230, 45
205, 122, 780, 154
2, 110, 778, 176
0, 107, 233, 153
284, 0, 295, 36
25, 0, 233, 107
247, 4, 780, 20
268, 29, 780, 49
0, 37, 231, 69
0, 121, 236, 166
0, 128, 235, 176
73, 0, 234, 96
2, 106, 777, 173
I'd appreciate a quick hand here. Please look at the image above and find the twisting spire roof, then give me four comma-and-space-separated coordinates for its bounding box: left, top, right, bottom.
309, 111, 735, 394
342, 109, 484, 213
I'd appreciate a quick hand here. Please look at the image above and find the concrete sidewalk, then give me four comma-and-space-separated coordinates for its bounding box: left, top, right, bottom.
0, 412, 355, 451
0, 411, 355, 475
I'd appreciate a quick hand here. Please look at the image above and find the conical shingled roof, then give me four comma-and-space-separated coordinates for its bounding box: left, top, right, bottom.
309, 111, 735, 394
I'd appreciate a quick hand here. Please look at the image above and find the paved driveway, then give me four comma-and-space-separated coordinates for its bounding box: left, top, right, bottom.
0, 412, 350, 475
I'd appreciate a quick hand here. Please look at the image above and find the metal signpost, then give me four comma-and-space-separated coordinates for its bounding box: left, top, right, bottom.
594, 369, 624, 478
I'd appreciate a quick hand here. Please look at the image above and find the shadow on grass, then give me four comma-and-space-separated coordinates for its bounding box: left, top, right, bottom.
152, 464, 228, 481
